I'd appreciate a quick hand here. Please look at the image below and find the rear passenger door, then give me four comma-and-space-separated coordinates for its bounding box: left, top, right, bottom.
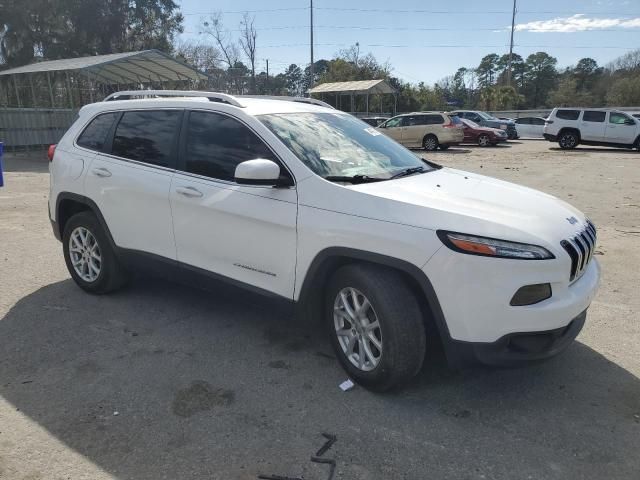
580, 111, 607, 141
169, 110, 298, 298
83, 109, 182, 260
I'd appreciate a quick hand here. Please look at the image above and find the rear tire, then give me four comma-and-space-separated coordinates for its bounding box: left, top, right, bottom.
423, 134, 439, 151
558, 131, 579, 149
325, 264, 426, 391
62, 211, 128, 294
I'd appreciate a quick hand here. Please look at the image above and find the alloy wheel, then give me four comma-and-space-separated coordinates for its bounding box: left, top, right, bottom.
424, 137, 437, 151
69, 226, 102, 282
478, 134, 490, 147
560, 134, 576, 148
333, 287, 383, 372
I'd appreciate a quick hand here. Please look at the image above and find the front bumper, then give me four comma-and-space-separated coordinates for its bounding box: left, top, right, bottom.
466, 309, 586, 365
543, 133, 557, 142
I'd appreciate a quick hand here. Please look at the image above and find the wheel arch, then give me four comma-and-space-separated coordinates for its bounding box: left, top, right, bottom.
296, 247, 452, 355
55, 192, 117, 252
557, 127, 581, 140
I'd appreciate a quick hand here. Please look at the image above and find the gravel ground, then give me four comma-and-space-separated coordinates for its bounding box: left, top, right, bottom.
0, 141, 639, 480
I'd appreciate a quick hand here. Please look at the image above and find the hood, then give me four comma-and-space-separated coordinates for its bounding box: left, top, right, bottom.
345, 167, 587, 248
484, 118, 514, 127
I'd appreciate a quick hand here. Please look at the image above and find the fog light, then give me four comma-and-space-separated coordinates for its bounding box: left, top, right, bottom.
510, 283, 552, 306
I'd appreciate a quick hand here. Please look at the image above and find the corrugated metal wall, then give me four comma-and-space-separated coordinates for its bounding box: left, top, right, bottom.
0, 108, 78, 148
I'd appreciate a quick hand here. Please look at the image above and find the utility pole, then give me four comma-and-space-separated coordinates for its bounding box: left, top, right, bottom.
309, 0, 314, 94
507, 0, 517, 87
266, 59, 269, 94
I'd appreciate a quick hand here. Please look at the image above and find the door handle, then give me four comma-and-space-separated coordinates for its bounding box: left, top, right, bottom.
175, 186, 203, 198
91, 167, 112, 178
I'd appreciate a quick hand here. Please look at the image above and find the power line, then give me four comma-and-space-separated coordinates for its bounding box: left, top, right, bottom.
182, 7, 640, 16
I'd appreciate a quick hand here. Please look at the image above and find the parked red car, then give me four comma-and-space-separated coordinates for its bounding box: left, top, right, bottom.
460, 118, 508, 146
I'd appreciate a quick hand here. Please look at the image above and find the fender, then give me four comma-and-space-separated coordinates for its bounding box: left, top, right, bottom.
296, 247, 458, 360
54, 192, 118, 252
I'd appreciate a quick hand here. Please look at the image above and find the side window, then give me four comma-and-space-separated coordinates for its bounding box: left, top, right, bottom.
184, 111, 277, 182
405, 116, 420, 126
468, 113, 480, 122
531, 117, 546, 125
516, 117, 531, 125
609, 112, 631, 125
425, 115, 444, 125
583, 111, 605, 123
111, 110, 182, 167
556, 109, 580, 120
385, 117, 403, 128
76, 112, 119, 151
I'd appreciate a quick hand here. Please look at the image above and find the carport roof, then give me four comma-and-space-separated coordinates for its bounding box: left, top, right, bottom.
309, 79, 395, 95
0, 49, 208, 84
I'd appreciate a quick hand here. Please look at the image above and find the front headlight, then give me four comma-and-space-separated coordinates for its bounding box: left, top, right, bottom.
437, 231, 555, 260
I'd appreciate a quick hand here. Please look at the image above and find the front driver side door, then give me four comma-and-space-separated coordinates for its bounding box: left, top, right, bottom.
605, 112, 638, 144
169, 110, 298, 298
380, 116, 404, 143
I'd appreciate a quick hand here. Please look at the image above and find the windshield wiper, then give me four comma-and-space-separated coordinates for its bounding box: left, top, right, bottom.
389, 166, 426, 180
323, 174, 385, 184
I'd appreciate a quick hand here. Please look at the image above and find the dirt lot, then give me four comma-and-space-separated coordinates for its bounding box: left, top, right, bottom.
0, 141, 639, 480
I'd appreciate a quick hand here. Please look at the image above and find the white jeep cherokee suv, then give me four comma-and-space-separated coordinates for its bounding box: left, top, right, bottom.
544, 107, 640, 150
49, 91, 600, 390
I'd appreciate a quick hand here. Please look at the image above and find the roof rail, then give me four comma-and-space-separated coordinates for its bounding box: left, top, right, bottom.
239, 95, 335, 109
103, 90, 244, 108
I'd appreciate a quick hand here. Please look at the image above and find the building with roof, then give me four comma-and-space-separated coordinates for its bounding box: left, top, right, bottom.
309, 79, 397, 116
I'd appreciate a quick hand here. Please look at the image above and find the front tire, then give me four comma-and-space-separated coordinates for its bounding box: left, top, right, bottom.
478, 134, 491, 147
325, 264, 426, 391
62, 211, 128, 294
423, 134, 439, 151
558, 131, 579, 149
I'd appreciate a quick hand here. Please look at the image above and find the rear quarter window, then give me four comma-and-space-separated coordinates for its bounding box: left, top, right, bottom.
555, 109, 581, 120
76, 112, 119, 151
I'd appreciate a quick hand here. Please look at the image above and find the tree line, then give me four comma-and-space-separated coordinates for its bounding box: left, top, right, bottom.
2, 1, 639, 111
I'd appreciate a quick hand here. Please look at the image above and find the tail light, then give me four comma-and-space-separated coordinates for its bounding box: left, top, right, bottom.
48, 144, 56, 162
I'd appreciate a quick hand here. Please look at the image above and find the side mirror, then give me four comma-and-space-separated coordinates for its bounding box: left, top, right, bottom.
624, 119, 636, 126
378, 123, 386, 128
235, 159, 287, 187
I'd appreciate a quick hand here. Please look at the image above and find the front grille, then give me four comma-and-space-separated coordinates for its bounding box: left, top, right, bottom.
561, 220, 597, 282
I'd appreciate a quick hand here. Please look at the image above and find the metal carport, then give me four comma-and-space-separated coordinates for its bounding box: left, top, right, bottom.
0, 49, 208, 108
309, 79, 397, 116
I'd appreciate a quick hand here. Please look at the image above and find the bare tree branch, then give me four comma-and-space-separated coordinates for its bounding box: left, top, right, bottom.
239, 12, 257, 94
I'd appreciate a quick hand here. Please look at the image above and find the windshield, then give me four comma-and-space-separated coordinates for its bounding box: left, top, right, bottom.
259, 112, 433, 179
461, 118, 480, 128
478, 111, 494, 120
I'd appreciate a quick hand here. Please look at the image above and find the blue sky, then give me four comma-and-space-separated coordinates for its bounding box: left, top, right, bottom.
176, 0, 640, 83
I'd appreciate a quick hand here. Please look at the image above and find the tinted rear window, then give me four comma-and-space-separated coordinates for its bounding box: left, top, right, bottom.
111, 110, 182, 167
77, 112, 118, 151
424, 114, 445, 125
555, 109, 580, 120
583, 111, 606, 122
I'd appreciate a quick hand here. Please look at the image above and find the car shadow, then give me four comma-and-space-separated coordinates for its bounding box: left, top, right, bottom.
1, 152, 49, 173
1, 278, 639, 478
460, 143, 513, 149
549, 147, 639, 154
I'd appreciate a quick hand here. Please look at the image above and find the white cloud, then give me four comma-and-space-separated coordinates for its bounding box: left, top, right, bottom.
514, 14, 640, 33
